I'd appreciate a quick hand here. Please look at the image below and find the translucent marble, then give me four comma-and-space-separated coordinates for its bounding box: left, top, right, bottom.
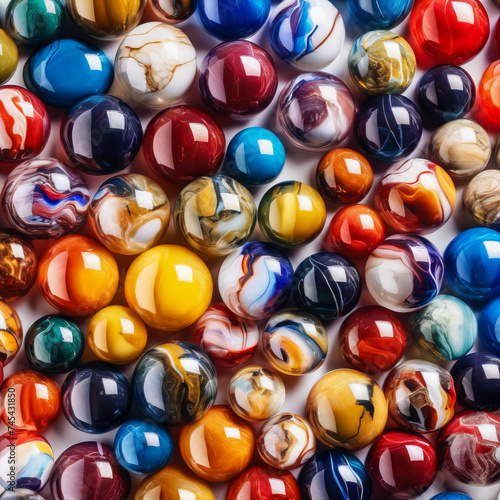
0, 301, 22, 366
347, 0, 413, 29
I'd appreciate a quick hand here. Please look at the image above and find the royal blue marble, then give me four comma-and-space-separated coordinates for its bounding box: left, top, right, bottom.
479, 296, 500, 356
430, 494, 473, 500
23, 39, 113, 108
347, 0, 413, 30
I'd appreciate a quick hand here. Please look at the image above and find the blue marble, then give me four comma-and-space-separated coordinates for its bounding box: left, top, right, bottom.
444, 228, 500, 303
196, 0, 270, 40
347, 0, 413, 30
354, 94, 423, 162
114, 420, 173, 475
429, 494, 473, 500
451, 352, 500, 411
299, 450, 371, 500
479, 296, 500, 356
23, 39, 114, 108
223, 127, 285, 187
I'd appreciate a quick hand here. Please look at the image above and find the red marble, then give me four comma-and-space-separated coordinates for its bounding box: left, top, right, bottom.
496, 17, 500, 53
199, 41, 278, 120
143, 105, 226, 183
479, 60, 500, 125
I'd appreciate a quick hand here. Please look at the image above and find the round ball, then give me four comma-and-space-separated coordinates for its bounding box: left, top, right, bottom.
0, 30, 18, 83
347, 0, 413, 29
479, 296, 500, 356
148, 0, 193, 22
464, 170, 500, 229
0, 301, 23, 366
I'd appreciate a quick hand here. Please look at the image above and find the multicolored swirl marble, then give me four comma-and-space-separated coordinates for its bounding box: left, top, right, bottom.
463, 170, 500, 230
0, 301, 23, 366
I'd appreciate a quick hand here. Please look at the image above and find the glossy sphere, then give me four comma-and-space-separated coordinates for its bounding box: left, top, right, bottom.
0, 86, 50, 163
411, 295, 477, 360
430, 495, 472, 500
417, 65, 476, 123
25, 315, 84, 373
174, 175, 256, 256
444, 228, 500, 302
367, 431, 438, 498
143, 105, 225, 183
410, 0, 489, 65
347, 0, 413, 29
223, 127, 285, 187
133, 342, 217, 425
306, 369, 388, 450
148, 0, 193, 23
463, 170, 500, 229
199, 41, 277, 120
366, 235, 444, 312
258, 181, 326, 248
24, 40, 113, 108
193, 303, 259, 368
299, 450, 371, 500
0, 371, 60, 432
2, 158, 90, 239
50, 442, 130, 500
0, 301, 22, 365
89, 174, 170, 255
114, 420, 173, 475
278, 72, 355, 151
354, 94, 423, 161
37, 235, 118, 316
479, 61, 500, 124
0, 231, 37, 302
179, 405, 254, 482
375, 158, 456, 234
293, 253, 361, 320
87, 306, 147, 365
349, 31, 416, 95
262, 309, 327, 376
269, 0, 345, 71
125, 245, 213, 330
61, 95, 142, 176
115, 22, 196, 108
0, 30, 17, 83
315, 148, 373, 204
218, 241, 293, 320
227, 466, 300, 500
325, 205, 385, 258
228, 366, 285, 421
339, 306, 407, 374
0, 491, 45, 499
256, 413, 316, 469
479, 296, 500, 356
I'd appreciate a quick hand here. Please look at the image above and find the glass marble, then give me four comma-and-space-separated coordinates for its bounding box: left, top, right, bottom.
193, 302, 259, 368
444, 228, 500, 302
143, 105, 225, 183
0, 30, 17, 84
262, 309, 327, 376
258, 181, 326, 248
218, 241, 293, 320
125, 245, 213, 330
277, 72, 355, 151
50, 442, 130, 500
199, 41, 277, 120
148, 0, 193, 23
315, 148, 373, 204
0, 371, 60, 432
24, 40, 113, 109
299, 450, 371, 500
479, 296, 500, 356
256, 413, 316, 469
25, 315, 84, 374
347, 0, 413, 29
1, 158, 90, 239
339, 306, 407, 374
365, 235, 444, 312
409, 0, 489, 65
114, 420, 173, 475
367, 431, 438, 499
325, 204, 385, 258
133, 342, 217, 426
0, 86, 50, 163
479, 61, 500, 125
37, 235, 118, 316
375, 158, 456, 234
5, 0, 64, 47
174, 175, 257, 256
349, 30, 416, 95
0, 231, 37, 302
306, 369, 388, 450
0, 490, 45, 499
115, 22, 196, 109
222, 127, 285, 187
292, 253, 361, 321
354, 94, 423, 162
228, 366, 285, 422
430, 495, 472, 500
179, 405, 254, 482
61, 94, 143, 176
87, 306, 148, 365
463, 170, 500, 229
411, 295, 477, 361
417, 65, 476, 124
269, 0, 345, 71
0, 301, 22, 366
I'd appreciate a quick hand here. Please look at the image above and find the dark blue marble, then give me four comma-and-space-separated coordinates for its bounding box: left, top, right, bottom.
479, 296, 500, 356
430, 494, 473, 500
347, 0, 413, 30
23, 39, 113, 108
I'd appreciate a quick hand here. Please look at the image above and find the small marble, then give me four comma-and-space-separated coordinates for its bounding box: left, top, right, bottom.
0, 30, 17, 83
148, 0, 193, 22
479, 296, 500, 356
463, 170, 500, 230
347, 0, 413, 29
0, 301, 23, 366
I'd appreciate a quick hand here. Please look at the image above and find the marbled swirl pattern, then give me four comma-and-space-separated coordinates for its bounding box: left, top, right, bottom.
463, 170, 500, 229
0, 301, 22, 366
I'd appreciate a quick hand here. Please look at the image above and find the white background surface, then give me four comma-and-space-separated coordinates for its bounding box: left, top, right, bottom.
2, 0, 500, 498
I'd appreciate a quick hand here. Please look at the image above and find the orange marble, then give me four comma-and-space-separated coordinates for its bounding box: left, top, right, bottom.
479, 60, 500, 125
0, 301, 22, 366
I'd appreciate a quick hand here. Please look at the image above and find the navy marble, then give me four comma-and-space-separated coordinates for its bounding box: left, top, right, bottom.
347, 0, 413, 30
